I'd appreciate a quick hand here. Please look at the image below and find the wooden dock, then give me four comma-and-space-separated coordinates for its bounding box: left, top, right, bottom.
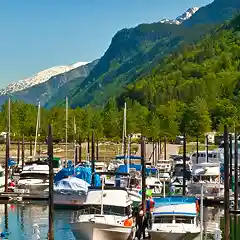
0, 191, 48, 201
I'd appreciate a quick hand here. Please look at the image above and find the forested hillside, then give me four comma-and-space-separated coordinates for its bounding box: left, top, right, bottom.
118, 15, 240, 136
2, 16, 240, 142
66, 0, 240, 108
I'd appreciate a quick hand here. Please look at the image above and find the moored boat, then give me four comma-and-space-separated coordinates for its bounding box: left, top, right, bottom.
70, 186, 134, 240
149, 196, 200, 240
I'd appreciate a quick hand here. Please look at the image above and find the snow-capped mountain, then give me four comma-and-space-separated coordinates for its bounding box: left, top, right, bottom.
160, 7, 199, 25
0, 62, 89, 95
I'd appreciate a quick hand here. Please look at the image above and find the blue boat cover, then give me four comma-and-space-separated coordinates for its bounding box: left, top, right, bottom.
54, 165, 101, 186
8, 159, 16, 167
117, 164, 157, 175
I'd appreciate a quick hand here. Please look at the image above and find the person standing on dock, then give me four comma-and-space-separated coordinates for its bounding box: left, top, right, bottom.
135, 210, 148, 240
146, 195, 155, 230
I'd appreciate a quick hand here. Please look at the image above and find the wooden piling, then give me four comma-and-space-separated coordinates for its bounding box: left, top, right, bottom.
129, 135, 132, 164
91, 132, 95, 186
224, 125, 230, 239
96, 138, 99, 161
206, 135, 209, 162
30, 139, 33, 157
164, 135, 167, 160
234, 130, 238, 211
87, 134, 90, 161
141, 137, 146, 214
4, 203, 8, 232
196, 135, 199, 164
5, 133, 9, 193
183, 133, 187, 195
78, 137, 82, 163
159, 139, 162, 158
48, 125, 54, 240
21, 135, 25, 169
74, 144, 78, 167
152, 141, 155, 166
229, 134, 233, 187
17, 138, 20, 165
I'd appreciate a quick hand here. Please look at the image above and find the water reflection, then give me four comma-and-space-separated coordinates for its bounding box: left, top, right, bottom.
0, 203, 236, 240
0, 203, 75, 240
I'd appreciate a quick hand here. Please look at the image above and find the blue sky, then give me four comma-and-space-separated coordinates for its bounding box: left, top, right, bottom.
0, 0, 212, 87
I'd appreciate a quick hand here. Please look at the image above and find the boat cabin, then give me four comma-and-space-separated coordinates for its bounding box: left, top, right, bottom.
19, 164, 49, 181
191, 151, 223, 164
152, 201, 198, 227
79, 187, 132, 216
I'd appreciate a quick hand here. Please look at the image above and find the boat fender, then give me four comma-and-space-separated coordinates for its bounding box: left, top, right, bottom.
123, 218, 133, 227
196, 201, 200, 213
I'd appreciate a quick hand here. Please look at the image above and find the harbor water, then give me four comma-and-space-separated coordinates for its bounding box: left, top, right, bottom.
0, 202, 237, 239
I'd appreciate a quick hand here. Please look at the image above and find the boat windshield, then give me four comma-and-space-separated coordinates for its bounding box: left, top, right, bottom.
19, 173, 49, 180
154, 215, 194, 224
82, 204, 131, 216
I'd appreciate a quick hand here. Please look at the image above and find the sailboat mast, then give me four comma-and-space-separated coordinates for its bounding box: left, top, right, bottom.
65, 96, 68, 164
73, 116, 76, 170
8, 98, 11, 153
33, 101, 40, 160
122, 102, 127, 157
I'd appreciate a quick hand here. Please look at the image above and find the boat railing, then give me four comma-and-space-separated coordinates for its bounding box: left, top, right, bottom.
71, 206, 125, 223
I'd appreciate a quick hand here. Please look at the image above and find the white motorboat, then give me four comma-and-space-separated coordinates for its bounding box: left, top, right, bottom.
187, 162, 224, 197
16, 164, 49, 193
156, 159, 172, 172
95, 162, 107, 172
0, 165, 5, 192
149, 199, 200, 240
70, 185, 134, 240
146, 177, 163, 195
49, 177, 89, 208
191, 150, 223, 164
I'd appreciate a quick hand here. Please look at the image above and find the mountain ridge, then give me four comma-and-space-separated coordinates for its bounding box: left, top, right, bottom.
0, 62, 89, 95
0, 60, 98, 106
160, 7, 199, 25
66, 0, 240, 108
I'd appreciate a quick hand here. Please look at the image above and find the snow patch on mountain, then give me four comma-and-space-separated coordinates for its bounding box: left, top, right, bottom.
160, 7, 199, 25
0, 62, 89, 95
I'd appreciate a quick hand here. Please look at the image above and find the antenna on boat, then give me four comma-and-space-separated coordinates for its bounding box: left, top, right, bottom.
33, 101, 41, 161
65, 96, 68, 167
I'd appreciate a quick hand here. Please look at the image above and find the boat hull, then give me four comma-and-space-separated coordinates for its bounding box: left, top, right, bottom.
149, 230, 200, 240
71, 222, 132, 240
54, 191, 87, 209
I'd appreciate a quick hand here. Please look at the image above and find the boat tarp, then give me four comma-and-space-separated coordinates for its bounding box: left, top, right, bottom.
153, 196, 196, 207
54, 177, 90, 193
54, 166, 101, 186
117, 164, 157, 175
8, 159, 16, 167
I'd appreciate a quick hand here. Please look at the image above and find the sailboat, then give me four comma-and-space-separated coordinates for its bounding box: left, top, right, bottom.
16, 102, 49, 193
70, 176, 134, 240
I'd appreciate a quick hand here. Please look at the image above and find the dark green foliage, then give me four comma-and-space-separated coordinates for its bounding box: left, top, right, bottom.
65, 0, 240, 108
119, 14, 240, 134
